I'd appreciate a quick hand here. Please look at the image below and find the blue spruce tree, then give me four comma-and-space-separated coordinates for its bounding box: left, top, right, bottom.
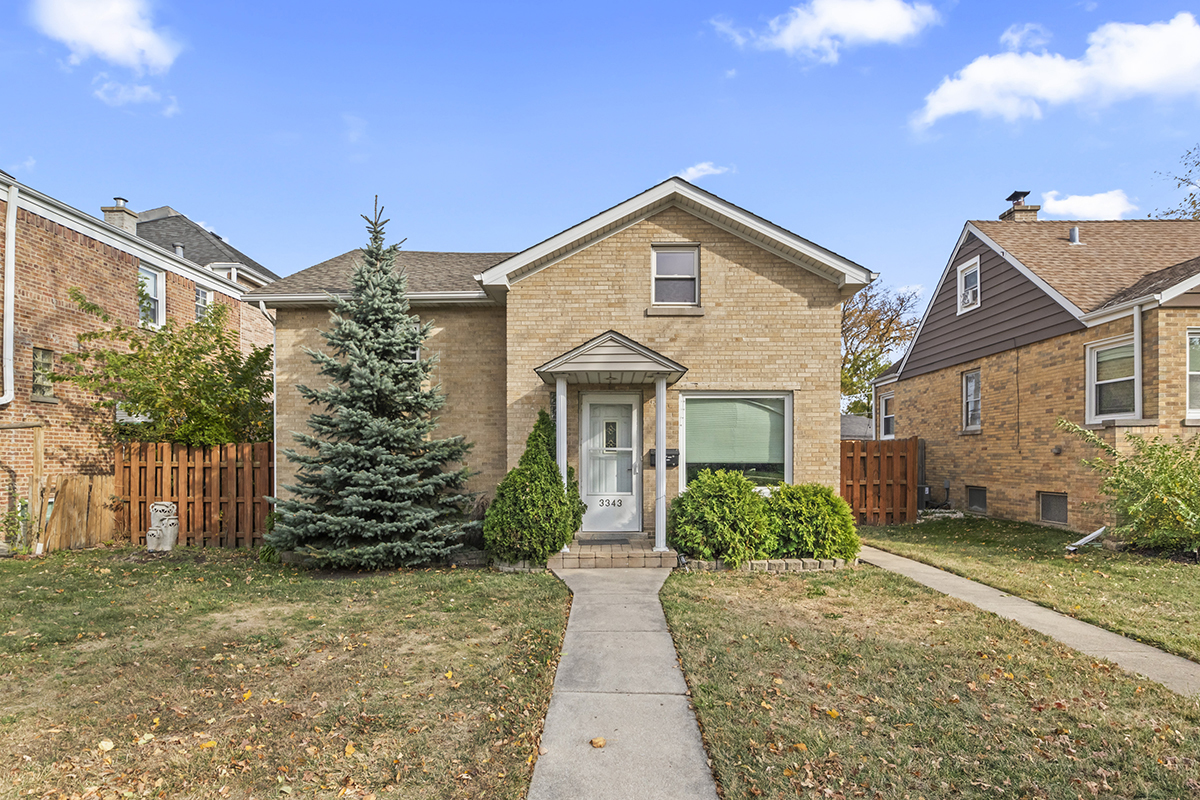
267, 203, 476, 568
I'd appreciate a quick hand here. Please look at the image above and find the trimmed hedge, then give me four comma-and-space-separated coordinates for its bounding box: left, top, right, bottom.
768, 482, 860, 561
483, 410, 581, 564
667, 469, 778, 568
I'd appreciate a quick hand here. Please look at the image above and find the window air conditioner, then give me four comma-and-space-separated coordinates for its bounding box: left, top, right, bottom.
960, 288, 978, 307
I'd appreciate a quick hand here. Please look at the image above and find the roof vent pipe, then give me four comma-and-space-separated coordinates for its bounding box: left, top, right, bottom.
1069, 226, 1081, 245
173, 243, 184, 257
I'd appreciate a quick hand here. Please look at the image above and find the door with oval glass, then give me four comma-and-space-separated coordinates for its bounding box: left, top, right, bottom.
581, 394, 641, 532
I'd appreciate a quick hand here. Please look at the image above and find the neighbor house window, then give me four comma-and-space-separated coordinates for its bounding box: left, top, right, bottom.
32, 348, 53, 399
139, 266, 164, 326
962, 369, 981, 430
880, 393, 895, 439
1189, 330, 1200, 418
680, 393, 791, 488
194, 287, 209, 321
1087, 337, 1137, 423
967, 486, 987, 514
1039, 492, 1068, 525
957, 257, 981, 314
653, 247, 698, 305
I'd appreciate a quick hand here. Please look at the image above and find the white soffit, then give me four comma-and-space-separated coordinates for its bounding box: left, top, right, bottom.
534, 330, 687, 386
476, 178, 875, 301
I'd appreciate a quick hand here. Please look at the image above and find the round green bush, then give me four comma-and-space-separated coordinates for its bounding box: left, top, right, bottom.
767, 482, 860, 560
483, 411, 574, 563
667, 469, 778, 567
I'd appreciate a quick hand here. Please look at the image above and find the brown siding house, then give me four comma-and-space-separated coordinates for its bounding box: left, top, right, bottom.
876, 195, 1200, 532
250, 178, 877, 550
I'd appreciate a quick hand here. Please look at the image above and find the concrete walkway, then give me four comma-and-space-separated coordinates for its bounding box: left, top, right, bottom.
528, 569, 719, 800
861, 545, 1200, 697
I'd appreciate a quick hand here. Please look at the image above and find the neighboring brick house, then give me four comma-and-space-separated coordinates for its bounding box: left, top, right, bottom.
875, 192, 1200, 533
248, 178, 876, 550
0, 171, 278, 514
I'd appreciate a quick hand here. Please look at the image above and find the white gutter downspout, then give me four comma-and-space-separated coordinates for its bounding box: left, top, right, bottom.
258, 300, 275, 325
1133, 304, 1143, 420
1, 184, 18, 407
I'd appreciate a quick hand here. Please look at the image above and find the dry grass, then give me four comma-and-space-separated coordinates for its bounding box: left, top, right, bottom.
662, 566, 1200, 800
0, 546, 569, 799
862, 517, 1200, 662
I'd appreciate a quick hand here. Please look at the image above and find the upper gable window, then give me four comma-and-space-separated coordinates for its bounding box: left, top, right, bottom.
653, 247, 698, 305
956, 257, 981, 315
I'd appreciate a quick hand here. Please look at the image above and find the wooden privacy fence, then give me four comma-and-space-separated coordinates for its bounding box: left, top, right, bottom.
116, 442, 274, 548
38, 474, 118, 552
840, 437, 920, 525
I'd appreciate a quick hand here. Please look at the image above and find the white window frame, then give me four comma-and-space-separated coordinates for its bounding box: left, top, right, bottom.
1085, 335, 1139, 424
194, 286, 209, 321
138, 265, 165, 327
677, 391, 792, 493
652, 246, 699, 306
880, 393, 895, 440
962, 369, 981, 431
956, 256, 981, 315
1188, 329, 1200, 419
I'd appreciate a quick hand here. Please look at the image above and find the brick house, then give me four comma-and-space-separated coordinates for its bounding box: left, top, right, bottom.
875, 193, 1200, 533
0, 171, 278, 514
249, 178, 876, 550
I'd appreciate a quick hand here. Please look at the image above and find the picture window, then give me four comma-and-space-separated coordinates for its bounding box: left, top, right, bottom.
680, 394, 791, 489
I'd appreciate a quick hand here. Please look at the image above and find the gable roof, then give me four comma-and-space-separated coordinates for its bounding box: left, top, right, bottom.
534, 330, 687, 386
971, 219, 1200, 314
243, 249, 513, 304
136, 210, 281, 283
476, 177, 875, 302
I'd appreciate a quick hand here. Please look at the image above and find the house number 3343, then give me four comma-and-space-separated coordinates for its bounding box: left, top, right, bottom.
597, 498, 623, 508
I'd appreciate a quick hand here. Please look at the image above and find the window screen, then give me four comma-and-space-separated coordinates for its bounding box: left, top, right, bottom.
685, 397, 785, 486
1040, 492, 1068, 525
967, 486, 987, 513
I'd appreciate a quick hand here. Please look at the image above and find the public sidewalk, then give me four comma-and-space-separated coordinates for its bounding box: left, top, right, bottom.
528, 569, 719, 800
860, 545, 1200, 697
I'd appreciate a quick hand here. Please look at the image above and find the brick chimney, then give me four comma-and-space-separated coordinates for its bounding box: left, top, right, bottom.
999, 191, 1040, 222
100, 197, 138, 234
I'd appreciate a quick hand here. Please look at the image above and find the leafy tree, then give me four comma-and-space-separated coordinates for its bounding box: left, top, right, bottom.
267, 203, 476, 569
1154, 144, 1200, 219
841, 283, 920, 415
55, 291, 272, 445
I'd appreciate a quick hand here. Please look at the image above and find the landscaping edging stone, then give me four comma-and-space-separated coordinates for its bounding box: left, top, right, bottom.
493, 559, 547, 574
685, 557, 857, 572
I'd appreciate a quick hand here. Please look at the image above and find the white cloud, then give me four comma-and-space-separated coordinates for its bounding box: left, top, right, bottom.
1041, 189, 1137, 219
896, 283, 925, 298
8, 156, 36, 174
677, 162, 731, 182
30, 0, 181, 73
1000, 22, 1050, 52
711, 17, 749, 48
93, 77, 160, 106
343, 114, 367, 145
915, 13, 1200, 128
162, 95, 179, 117
718, 0, 939, 64
725, 68, 738, 78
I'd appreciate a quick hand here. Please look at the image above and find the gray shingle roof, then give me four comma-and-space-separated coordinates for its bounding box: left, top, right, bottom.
136, 214, 281, 281
243, 250, 514, 299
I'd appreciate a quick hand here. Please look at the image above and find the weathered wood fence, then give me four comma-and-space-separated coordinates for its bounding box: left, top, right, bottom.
116, 443, 274, 548
840, 437, 920, 525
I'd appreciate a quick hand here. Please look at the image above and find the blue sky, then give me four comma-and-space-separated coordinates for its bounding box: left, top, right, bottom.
4, 1, 1200, 297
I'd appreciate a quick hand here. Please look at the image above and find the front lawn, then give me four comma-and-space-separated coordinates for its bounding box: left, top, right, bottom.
861, 518, 1200, 663
663, 568, 1200, 800
0, 547, 569, 799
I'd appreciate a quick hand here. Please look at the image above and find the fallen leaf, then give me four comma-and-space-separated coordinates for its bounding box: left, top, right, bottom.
98, 740, 114, 752
827, 709, 839, 719
345, 742, 356, 757
199, 741, 217, 749
590, 737, 606, 748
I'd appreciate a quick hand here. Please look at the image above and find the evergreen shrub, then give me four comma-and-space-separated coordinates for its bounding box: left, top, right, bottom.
767, 483, 860, 560
483, 411, 578, 563
667, 469, 778, 567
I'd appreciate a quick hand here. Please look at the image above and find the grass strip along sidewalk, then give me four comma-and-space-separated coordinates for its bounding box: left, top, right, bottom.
0, 547, 569, 799
861, 518, 1200, 664
663, 568, 1200, 800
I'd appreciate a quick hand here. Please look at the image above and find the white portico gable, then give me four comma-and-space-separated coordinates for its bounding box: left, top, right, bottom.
534, 331, 687, 552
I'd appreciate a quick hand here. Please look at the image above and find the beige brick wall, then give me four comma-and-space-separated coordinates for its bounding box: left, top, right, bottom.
878, 307, 1200, 533
506, 207, 844, 534
273, 303, 507, 501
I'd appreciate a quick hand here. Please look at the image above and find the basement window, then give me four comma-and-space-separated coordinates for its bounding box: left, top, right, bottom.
1039, 492, 1068, 525
966, 486, 987, 514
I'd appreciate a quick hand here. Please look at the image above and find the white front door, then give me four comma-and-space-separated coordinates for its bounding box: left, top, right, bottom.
581, 393, 641, 532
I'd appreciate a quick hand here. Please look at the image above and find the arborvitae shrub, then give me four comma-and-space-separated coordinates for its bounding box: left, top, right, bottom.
483, 411, 575, 563
667, 469, 778, 567
767, 483, 860, 560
